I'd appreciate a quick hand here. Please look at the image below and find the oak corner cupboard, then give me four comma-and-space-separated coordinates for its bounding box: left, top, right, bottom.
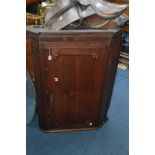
27, 28, 122, 132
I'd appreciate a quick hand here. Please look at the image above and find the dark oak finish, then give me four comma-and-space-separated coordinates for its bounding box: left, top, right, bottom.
28, 29, 122, 132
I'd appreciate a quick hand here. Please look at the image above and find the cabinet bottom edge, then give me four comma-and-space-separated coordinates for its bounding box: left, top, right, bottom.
39, 126, 102, 133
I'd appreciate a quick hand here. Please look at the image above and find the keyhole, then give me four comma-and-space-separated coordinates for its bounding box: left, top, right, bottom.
48, 48, 53, 61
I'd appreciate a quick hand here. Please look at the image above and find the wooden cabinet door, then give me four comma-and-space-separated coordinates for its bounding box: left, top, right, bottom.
44, 45, 110, 127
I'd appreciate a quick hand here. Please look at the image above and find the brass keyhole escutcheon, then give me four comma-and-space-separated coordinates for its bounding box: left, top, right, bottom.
92, 53, 98, 59
47, 48, 58, 61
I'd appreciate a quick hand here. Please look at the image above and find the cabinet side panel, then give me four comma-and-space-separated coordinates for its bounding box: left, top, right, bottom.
99, 31, 122, 124
29, 33, 50, 130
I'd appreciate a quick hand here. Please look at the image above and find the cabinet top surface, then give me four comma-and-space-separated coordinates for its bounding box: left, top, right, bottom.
26, 27, 121, 35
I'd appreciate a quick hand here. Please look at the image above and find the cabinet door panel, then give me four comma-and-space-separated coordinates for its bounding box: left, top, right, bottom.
45, 46, 110, 126
46, 54, 77, 124
74, 49, 110, 124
